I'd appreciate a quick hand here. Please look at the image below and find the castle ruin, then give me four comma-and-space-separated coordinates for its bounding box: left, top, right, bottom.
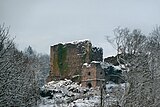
47, 40, 103, 85
47, 39, 124, 88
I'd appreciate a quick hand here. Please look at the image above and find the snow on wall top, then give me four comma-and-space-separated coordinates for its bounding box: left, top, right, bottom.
83, 63, 91, 68
83, 62, 122, 71
91, 61, 101, 64
51, 39, 90, 46
101, 62, 121, 70
83, 61, 101, 68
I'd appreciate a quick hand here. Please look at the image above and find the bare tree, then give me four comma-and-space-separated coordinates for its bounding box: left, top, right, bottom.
106, 27, 160, 107
146, 26, 160, 106
0, 24, 39, 106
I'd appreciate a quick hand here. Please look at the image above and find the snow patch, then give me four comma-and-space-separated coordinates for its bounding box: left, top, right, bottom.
83, 63, 91, 68
52, 39, 90, 46
91, 61, 101, 64
39, 79, 126, 107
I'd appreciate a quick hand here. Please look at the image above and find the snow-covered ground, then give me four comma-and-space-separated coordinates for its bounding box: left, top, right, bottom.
39, 79, 126, 107
39, 79, 100, 107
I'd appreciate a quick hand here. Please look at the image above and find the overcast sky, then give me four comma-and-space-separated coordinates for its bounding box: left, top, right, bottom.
0, 0, 160, 57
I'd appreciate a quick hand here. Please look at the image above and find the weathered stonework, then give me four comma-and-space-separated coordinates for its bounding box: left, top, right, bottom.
47, 40, 94, 82
47, 39, 124, 88
91, 47, 103, 61
47, 39, 104, 88
81, 62, 105, 88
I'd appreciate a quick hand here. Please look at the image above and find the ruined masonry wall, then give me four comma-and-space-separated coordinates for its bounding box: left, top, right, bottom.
47, 40, 92, 82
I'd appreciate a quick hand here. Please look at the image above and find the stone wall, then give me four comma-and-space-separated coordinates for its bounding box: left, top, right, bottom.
95, 62, 105, 86
81, 62, 105, 88
47, 40, 104, 83
47, 40, 93, 82
91, 47, 103, 61
81, 63, 97, 88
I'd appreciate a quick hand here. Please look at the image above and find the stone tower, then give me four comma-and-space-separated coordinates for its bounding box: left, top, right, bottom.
47, 40, 92, 81
81, 62, 105, 88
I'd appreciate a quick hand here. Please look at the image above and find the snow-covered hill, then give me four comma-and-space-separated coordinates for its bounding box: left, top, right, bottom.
39, 79, 126, 107
39, 79, 100, 107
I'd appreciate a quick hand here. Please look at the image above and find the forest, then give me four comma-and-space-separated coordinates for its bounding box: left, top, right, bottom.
1, 24, 160, 107
0, 24, 49, 106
